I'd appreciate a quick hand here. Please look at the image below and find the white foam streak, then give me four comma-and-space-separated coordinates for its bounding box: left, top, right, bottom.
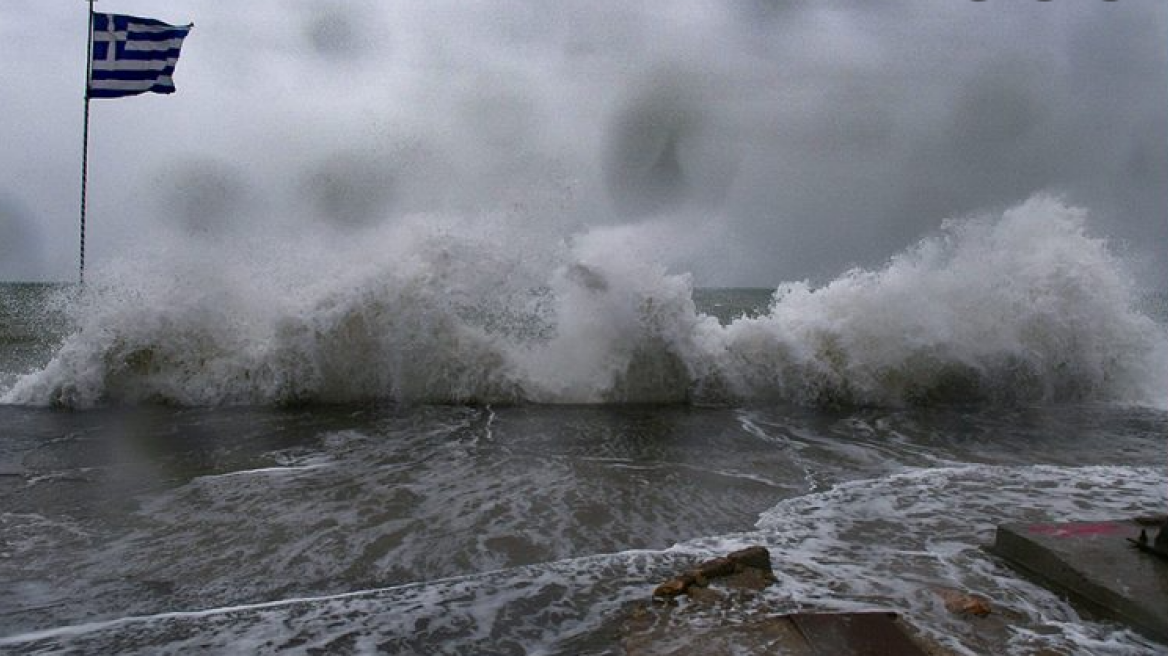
3, 196, 1165, 408
193, 464, 330, 481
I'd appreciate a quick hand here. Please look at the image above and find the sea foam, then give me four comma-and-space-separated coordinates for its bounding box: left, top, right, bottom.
3, 196, 1165, 408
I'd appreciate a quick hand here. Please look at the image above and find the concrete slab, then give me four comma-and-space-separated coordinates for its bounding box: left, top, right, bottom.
991, 520, 1168, 645
621, 610, 934, 656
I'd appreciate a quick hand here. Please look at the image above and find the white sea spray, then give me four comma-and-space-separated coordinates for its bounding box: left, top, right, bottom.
3, 196, 1165, 408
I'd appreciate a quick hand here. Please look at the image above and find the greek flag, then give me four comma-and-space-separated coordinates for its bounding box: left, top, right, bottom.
89, 13, 192, 99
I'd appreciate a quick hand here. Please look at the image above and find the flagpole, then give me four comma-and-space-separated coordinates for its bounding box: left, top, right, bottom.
79, 0, 95, 285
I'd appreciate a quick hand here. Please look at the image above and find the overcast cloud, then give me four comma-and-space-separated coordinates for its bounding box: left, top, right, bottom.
1, 0, 1165, 286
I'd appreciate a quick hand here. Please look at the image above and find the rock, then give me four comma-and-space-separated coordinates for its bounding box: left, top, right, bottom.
727, 546, 772, 573
686, 585, 725, 604
684, 570, 709, 587
726, 566, 777, 591
936, 588, 993, 617
695, 557, 736, 579
651, 546, 774, 600
653, 574, 696, 599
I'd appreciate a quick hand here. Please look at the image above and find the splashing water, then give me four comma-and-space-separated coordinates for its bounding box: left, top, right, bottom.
3, 195, 1165, 408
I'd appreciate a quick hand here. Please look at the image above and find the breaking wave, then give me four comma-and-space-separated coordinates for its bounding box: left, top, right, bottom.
3, 196, 1166, 408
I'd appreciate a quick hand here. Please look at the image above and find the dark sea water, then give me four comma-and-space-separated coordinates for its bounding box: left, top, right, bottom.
2, 203, 1168, 654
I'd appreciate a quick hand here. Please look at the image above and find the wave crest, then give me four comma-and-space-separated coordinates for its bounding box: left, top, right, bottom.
4, 196, 1165, 408
719, 196, 1167, 405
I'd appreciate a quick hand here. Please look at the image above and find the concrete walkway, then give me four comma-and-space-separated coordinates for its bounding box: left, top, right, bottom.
992, 520, 1168, 645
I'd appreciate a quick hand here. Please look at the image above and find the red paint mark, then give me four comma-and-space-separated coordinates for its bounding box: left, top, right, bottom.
1027, 522, 1124, 538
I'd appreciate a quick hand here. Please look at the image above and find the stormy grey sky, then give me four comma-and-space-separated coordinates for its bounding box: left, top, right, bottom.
1, 0, 1165, 286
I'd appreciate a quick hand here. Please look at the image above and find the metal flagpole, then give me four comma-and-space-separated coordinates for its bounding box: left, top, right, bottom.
79, 0, 95, 285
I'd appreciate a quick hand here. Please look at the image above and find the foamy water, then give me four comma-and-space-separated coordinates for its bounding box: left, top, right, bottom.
3, 463, 1163, 655
3, 195, 1165, 409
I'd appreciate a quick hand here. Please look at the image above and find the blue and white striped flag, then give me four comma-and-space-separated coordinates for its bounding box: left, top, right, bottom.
89, 13, 192, 99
